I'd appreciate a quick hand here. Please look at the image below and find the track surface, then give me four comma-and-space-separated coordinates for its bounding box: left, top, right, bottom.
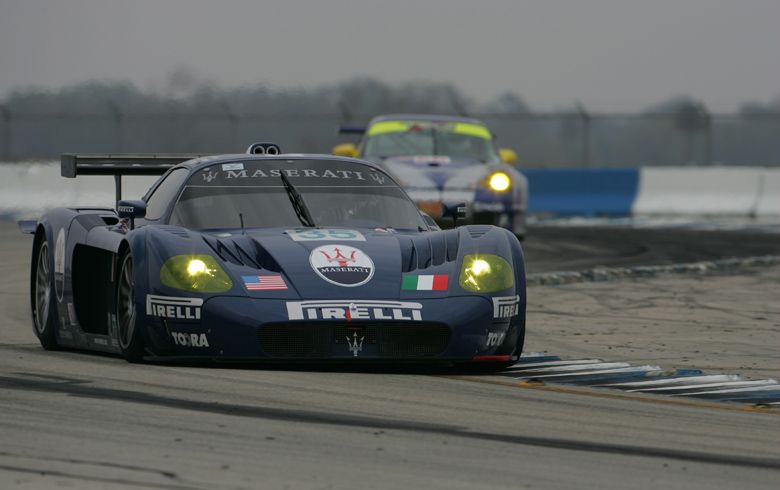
523, 226, 780, 274
1, 221, 779, 489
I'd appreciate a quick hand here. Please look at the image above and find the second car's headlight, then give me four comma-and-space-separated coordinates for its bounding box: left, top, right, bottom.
488, 172, 511, 192
160, 255, 233, 293
459, 254, 514, 292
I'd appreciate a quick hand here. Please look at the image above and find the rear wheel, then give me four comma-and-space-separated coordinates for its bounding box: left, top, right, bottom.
117, 252, 144, 362
32, 239, 59, 350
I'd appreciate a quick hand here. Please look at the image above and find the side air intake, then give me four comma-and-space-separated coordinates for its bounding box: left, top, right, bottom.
202, 235, 281, 272
399, 229, 460, 272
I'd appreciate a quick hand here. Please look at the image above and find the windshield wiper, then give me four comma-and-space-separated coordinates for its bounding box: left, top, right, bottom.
280, 172, 316, 227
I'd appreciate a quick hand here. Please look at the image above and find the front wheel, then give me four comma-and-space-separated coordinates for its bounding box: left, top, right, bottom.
31, 238, 59, 350
116, 252, 145, 362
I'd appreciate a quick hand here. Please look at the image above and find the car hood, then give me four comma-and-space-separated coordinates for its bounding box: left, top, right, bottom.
191, 226, 514, 300
380, 155, 491, 192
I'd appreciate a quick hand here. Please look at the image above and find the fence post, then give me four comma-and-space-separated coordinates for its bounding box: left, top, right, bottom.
0, 105, 11, 161
577, 104, 590, 167
702, 109, 712, 166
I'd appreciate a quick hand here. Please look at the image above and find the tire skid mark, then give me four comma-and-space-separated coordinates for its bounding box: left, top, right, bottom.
1, 374, 779, 470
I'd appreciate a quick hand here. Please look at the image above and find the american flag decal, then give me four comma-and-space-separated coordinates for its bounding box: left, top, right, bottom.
242, 275, 288, 291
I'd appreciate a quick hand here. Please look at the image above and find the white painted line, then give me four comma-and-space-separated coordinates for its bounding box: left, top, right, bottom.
511, 362, 632, 374
504, 359, 605, 371
603, 374, 740, 388
677, 385, 780, 396
630, 379, 778, 393
513, 366, 662, 380
519, 352, 549, 358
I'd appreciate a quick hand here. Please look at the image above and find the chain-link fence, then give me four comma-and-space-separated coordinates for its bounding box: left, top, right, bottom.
1, 107, 778, 167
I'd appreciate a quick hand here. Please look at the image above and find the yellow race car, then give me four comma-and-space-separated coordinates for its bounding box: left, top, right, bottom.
333, 114, 528, 239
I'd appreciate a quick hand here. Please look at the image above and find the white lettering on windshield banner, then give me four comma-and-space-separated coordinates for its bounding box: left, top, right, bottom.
287, 229, 365, 242
224, 168, 366, 180
197, 165, 392, 186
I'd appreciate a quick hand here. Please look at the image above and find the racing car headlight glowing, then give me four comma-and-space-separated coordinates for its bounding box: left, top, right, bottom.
488, 172, 511, 192
160, 255, 233, 293
459, 254, 514, 292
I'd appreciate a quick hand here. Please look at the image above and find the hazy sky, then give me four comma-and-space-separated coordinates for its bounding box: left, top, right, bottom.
1, 0, 778, 111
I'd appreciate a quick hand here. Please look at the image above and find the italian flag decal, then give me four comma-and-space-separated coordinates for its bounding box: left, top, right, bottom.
402, 274, 449, 291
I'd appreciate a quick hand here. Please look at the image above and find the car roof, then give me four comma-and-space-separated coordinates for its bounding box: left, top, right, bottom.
369, 114, 488, 126
177, 153, 390, 174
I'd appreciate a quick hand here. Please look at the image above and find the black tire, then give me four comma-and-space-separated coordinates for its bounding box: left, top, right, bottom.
116, 251, 145, 362
31, 237, 59, 350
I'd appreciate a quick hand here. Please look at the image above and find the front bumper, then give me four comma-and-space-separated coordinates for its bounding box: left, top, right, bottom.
143, 295, 521, 361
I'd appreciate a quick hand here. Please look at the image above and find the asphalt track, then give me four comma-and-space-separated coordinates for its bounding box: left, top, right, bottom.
1, 221, 779, 489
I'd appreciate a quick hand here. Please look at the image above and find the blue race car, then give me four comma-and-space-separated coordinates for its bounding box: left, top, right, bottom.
332, 114, 529, 239
22, 143, 526, 369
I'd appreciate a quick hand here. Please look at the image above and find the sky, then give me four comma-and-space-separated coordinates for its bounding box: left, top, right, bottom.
0, 0, 778, 112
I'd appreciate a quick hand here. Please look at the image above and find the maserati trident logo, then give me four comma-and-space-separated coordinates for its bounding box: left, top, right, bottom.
321, 247, 356, 267
309, 244, 374, 287
370, 172, 387, 184
202, 170, 219, 183
346, 331, 364, 357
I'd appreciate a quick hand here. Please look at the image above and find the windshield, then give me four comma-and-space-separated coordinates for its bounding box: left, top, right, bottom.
170, 159, 427, 231
361, 120, 499, 162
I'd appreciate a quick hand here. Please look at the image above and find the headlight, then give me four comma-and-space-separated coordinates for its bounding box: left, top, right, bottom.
488, 172, 511, 192
459, 254, 514, 292
160, 255, 233, 293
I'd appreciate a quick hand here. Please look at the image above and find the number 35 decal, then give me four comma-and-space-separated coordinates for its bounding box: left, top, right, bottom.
286, 229, 366, 242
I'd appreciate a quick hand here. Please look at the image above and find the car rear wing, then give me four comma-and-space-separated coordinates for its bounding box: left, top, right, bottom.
61, 153, 206, 204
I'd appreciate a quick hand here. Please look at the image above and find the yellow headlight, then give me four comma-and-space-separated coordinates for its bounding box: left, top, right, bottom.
187, 259, 208, 276
488, 172, 511, 192
470, 259, 491, 276
459, 254, 514, 292
161, 255, 233, 293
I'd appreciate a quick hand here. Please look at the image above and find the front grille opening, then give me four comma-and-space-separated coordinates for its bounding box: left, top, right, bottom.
258, 323, 450, 359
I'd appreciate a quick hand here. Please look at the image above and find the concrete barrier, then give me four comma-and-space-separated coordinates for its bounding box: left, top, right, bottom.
0, 162, 156, 219
1, 162, 778, 220
632, 167, 764, 216
523, 168, 639, 217
524, 166, 779, 218
756, 168, 780, 217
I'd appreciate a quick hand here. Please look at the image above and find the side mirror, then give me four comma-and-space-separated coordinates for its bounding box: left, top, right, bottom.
117, 199, 146, 229
332, 143, 359, 158
499, 148, 518, 165
442, 202, 467, 227
420, 212, 440, 231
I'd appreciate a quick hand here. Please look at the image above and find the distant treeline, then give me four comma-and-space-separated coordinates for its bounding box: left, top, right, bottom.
1, 77, 778, 166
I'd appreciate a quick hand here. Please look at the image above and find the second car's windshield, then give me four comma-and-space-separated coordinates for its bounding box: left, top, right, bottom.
361, 120, 499, 162
169, 159, 427, 231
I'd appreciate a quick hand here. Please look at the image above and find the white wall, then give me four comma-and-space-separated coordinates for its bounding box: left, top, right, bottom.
633, 167, 779, 217
0, 162, 158, 219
